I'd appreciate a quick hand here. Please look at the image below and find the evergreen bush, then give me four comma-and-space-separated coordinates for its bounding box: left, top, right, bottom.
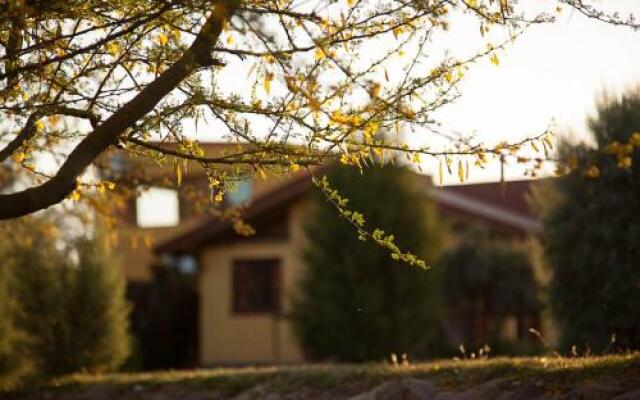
291, 164, 445, 361
0, 217, 131, 381
542, 89, 640, 352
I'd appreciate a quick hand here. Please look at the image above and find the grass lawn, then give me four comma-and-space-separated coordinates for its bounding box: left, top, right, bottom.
15, 352, 637, 399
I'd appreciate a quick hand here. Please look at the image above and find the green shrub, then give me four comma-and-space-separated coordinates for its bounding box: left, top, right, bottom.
1, 216, 131, 381
438, 228, 543, 354
0, 259, 30, 391
291, 164, 445, 362
59, 236, 131, 373
542, 89, 640, 352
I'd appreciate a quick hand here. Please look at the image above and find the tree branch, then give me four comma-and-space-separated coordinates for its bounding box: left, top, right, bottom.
126, 136, 326, 166
0, 3, 172, 82
0, 0, 240, 220
0, 107, 99, 163
0, 113, 40, 163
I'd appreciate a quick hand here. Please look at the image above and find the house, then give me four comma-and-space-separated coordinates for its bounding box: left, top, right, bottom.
99, 142, 294, 283
149, 162, 547, 366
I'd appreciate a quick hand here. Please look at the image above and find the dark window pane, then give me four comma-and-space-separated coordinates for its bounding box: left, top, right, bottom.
232, 259, 280, 313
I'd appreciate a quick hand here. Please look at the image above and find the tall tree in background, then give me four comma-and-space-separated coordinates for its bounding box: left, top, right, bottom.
542, 89, 640, 352
291, 164, 444, 361
0, 216, 131, 378
0, 1, 635, 222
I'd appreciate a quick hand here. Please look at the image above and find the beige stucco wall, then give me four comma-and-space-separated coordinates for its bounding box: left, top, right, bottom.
116, 227, 174, 282
116, 216, 211, 282
198, 196, 313, 365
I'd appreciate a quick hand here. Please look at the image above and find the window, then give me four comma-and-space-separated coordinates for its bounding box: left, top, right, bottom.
226, 179, 253, 206
160, 254, 197, 274
136, 187, 180, 228
108, 153, 126, 175
232, 259, 280, 314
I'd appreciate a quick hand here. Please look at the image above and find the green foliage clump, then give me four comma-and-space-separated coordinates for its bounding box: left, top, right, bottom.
542, 89, 640, 352
0, 259, 30, 391
0, 216, 130, 385
438, 228, 543, 353
291, 164, 444, 362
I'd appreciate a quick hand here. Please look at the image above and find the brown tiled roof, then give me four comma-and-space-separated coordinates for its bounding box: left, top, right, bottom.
426, 179, 543, 235
155, 173, 544, 255
441, 180, 535, 218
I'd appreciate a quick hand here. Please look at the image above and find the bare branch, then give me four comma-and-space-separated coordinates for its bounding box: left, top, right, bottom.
0, 107, 98, 163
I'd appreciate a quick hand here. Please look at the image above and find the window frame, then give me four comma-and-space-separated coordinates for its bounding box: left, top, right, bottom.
231, 258, 281, 315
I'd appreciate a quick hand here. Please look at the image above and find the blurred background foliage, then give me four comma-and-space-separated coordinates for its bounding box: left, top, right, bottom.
291, 164, 445, 362
439, 228, 543, 355
292, 164, 546, 362
0, 216, 130, 389
541, 89, 640, 352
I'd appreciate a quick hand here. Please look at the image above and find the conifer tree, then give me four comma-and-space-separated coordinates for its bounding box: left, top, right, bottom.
542, 89, 640, 351
0, 258, 29, 391
291, 164, 444, 361
1, 217, 131, 378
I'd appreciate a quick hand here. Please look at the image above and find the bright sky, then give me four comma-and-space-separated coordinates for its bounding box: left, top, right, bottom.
440, 0, 640, 142
430, 0, 640, 182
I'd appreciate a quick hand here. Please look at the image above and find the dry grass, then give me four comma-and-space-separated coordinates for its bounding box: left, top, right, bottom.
46, 353, 640, 396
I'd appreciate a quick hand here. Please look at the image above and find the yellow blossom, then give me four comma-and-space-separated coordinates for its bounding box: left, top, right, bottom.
12, 152, 25, 163
340, 153, 350, 165
106, 41, 120, 55
34, 120, 45, 132
157, 33, 169, 46
585, 165, 600, 178
618, 156, 632, 169
264, 72, 273, 95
